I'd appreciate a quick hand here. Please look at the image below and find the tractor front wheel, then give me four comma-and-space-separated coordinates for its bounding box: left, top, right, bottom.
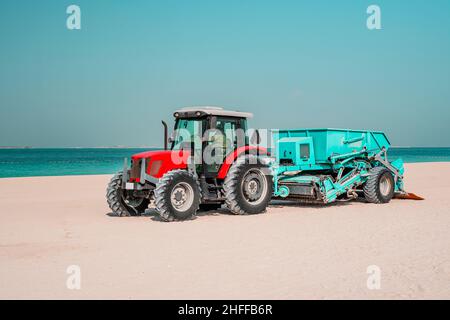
106, 172, 150, 217
154, 170, 201, 222
224, 155, 273, 215
363, 167, 395, 204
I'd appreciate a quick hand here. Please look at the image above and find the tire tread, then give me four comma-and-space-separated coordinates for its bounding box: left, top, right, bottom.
154, 170, 201, 222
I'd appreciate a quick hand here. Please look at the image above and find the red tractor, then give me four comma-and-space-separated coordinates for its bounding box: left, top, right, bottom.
106, 107, 273, 221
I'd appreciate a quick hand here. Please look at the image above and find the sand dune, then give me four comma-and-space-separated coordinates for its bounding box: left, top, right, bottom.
0, 163, 449, 299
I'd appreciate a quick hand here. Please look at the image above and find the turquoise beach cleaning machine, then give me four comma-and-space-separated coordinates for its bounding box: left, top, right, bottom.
270, 128, 421, 204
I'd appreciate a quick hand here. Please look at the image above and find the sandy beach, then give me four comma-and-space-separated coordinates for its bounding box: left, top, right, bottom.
0, 162, 449, 299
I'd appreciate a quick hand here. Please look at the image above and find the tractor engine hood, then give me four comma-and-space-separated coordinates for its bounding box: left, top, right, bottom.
130, 150, 190, 180
132, 150, 170, 160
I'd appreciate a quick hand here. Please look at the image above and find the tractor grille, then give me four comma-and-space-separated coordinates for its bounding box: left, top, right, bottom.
130, 159, 141, 179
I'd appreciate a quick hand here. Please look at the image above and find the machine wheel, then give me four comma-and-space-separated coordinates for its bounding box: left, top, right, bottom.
154, 170, 201, 222
106, 172, 150, 217
224, 155, 273, 215
363, 167, 395, 204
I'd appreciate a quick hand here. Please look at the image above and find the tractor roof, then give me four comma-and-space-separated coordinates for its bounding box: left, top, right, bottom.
174, 106, 253, 119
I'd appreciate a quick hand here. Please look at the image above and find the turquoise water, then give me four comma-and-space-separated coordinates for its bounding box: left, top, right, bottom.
0, 148, 449, 178
0, 148, 155, 178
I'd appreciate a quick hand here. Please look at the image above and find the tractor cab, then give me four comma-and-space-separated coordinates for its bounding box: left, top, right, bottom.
169, 107, 253, 177
107, 106, 272, 221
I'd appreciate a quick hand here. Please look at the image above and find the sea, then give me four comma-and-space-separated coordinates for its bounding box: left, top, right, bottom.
0, 147, 449, 178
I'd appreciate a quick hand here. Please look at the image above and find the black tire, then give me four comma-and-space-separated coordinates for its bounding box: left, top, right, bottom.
363, 167, 395, 204
106, 172, 150, 216
224, 155, 273, 215
154, 170, 201, 222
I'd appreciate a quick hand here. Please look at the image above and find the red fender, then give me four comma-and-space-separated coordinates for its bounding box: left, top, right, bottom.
216, 146, 268, 180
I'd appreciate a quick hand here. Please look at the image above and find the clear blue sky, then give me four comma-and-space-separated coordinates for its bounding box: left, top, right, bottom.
1, 0, 449, 147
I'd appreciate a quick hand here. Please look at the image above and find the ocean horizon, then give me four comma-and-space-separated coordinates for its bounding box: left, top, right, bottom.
1, 147, 450, 178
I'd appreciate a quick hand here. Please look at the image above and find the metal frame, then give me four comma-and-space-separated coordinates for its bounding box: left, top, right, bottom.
122, 157, 158, 190
139, 158, 159, 185
373, 148, 403, 183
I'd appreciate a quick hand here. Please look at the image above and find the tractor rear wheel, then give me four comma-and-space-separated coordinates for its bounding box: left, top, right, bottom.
363, 167, 395, 204
106, 172, 150, 216
224, 155, 273, 215
154, 170, 201, 222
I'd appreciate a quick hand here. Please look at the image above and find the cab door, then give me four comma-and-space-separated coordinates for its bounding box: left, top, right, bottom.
203, 117, 241, 177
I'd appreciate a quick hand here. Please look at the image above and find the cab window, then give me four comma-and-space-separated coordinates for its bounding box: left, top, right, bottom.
172, 119, 204, 150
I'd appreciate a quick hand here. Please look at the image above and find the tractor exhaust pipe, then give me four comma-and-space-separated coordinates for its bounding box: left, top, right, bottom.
162, 120, 168, 150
